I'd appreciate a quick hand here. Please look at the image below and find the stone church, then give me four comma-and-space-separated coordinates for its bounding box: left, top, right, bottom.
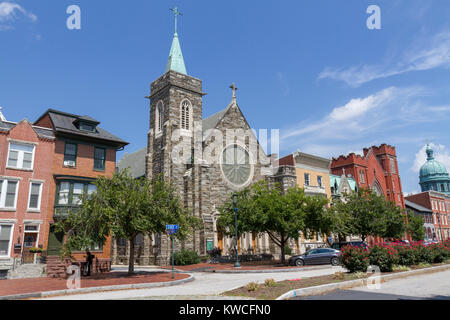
112, 13, 297, 266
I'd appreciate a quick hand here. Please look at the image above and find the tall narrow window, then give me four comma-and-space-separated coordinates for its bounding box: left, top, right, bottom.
0, 180, 18, 208
156, 101, 163, 134
317, 176, 322, 188
94, 147, 106, 170
0, 225, 13, 256
304, 173, 310, 186
359, 170, 365, 184
181, 100, 191, 130
58, 182, 70, 205
7, 143, 34, 170
72, 183, 84, 205
64, 143, 77, 167
28, 182, 43, 210
5, 181, 18, 208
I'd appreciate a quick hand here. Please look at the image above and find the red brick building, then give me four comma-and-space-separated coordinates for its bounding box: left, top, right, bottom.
0, 113, 55, 276
34, 109, 128, 277
331, 144, 407, 243
405, 191, 450, 241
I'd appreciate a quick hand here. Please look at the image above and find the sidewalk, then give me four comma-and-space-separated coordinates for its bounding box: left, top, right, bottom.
159, 262, 331, 273
0, 270, 190, 299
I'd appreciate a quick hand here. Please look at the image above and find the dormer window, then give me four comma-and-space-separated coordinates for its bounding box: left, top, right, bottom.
73, 117, 99, 133
79, 122, 96, 132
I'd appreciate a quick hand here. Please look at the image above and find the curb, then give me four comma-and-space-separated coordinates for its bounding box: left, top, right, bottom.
0, 273, 195, 300
178, 265, 335, 274
276, 263, 450, 300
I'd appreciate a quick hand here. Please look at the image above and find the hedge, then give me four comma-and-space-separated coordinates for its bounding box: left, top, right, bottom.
341, 239, 450, 273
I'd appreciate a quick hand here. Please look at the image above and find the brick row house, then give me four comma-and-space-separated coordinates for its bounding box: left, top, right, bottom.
0, 108, 127, 278
0, 111, 55, 278
405, 191, 450, 241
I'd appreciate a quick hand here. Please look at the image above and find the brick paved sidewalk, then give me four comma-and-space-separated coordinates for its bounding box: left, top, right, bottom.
0, 271, 190, 297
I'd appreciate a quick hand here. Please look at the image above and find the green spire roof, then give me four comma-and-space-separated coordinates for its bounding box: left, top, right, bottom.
165, 32, 187, 75
165, 7, 187, 75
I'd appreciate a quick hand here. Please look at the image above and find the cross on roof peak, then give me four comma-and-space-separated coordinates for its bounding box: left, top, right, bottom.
230, 83, 238, 103
170, 6, 183, 34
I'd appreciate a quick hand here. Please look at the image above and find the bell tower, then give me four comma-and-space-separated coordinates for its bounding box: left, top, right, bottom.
146, 7, 206, 265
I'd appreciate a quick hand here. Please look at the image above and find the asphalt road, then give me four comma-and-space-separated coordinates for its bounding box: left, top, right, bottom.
293, 268, 450, 300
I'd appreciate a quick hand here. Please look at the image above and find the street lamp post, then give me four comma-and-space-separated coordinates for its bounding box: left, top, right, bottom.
233, 193, 241, 268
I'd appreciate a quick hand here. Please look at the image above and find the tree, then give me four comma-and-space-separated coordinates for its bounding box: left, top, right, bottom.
55, 170, 201, 274
406, 211, 425, 241
329, 188, 406, 242
217, 181, 330, 264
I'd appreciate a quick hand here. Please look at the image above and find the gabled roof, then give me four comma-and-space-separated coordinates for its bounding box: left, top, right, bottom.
117, 147, 146, 179
404, 199, 433, 213
330, 174, 357, 192
202, 107, 229, 135
0, 119, 55, 140
35, 109, 128, 147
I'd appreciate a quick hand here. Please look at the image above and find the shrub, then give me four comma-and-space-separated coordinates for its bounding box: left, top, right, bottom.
341, 245, 369, 273
207, 247, 222, 258
369, 244, 397, 272
429, 243, 450, 263
413, 243, 434, 264
284, 246, 292, 256
246, 282, 259, 292
173, 249, 201, 266
418, 262, 432, 268
332, 272, 346, 280
392, 265, 411, 272
264, 278, 276, 287
392, 243, 416, 266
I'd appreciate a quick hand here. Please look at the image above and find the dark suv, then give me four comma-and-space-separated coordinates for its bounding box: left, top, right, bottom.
331, 241, 368, 250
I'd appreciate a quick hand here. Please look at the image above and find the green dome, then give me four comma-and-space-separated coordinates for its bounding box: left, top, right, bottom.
419, 145, 449, 179
419, 144, 450, 195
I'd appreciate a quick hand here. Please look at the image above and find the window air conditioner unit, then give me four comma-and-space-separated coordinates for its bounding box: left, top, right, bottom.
64, 160, 76, 167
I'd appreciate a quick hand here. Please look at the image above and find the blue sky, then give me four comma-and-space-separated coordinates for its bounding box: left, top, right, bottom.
1, 0, 449, 194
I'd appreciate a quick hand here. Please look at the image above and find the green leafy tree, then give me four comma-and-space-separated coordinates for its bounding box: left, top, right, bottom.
329, 188, 406, 242
55, 170, 201, 274
218, 181, 329, 264
406, 211, 425, 241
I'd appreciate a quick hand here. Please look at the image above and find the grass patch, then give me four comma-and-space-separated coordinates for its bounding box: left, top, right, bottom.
392, 265, 411, 272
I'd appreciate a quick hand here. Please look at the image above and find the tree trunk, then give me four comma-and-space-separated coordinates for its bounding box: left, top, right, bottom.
128, 236, 135, 275
280, 235, 286, 265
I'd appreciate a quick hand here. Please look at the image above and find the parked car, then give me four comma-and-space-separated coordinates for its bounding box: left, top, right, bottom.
330, 241, 368, 250
289, 248, 341, 267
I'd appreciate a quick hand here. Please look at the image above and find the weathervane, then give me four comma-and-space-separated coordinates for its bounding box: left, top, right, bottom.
170, 6, 183, 34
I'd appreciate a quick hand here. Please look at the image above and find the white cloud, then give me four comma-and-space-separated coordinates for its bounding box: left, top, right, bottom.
318, 29, 450, 87
0, 1, 37, 30
412, 143, 450, 174
281, 86, 420, 141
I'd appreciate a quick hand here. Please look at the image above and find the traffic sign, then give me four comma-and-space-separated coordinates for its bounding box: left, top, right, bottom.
166, 225, 179, 235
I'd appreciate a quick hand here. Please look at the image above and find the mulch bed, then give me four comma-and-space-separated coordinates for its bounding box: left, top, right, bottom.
223, 273, 369, 300
0, 271, 190, 297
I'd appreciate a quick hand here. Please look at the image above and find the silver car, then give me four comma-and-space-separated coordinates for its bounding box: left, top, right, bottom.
289, 248, 341, 267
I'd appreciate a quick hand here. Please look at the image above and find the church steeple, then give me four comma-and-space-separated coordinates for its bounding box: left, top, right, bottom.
165, 7, 187, 75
